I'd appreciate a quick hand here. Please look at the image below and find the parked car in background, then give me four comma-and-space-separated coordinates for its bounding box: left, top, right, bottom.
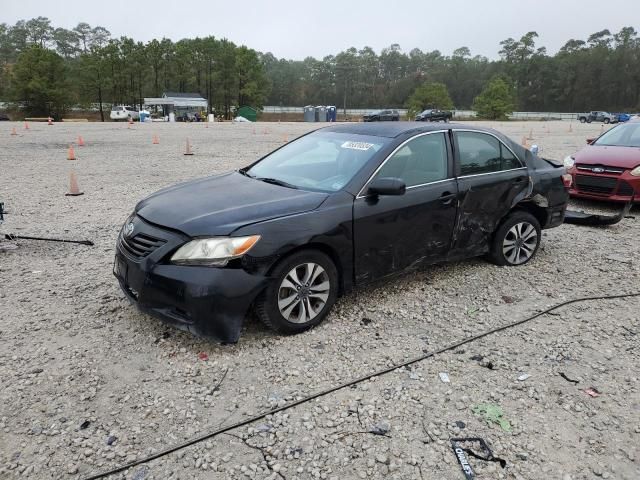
110, 105, 140, 121
363, 110, 400, 122
565, 121, 640, 202
415, 109, 453, 122
0, 112, 10, 121
114, 122, 569, 343
616, 113, 633, 123
576, 111, 618, 124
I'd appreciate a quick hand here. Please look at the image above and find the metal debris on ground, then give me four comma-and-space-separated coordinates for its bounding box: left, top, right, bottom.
583, 387, 601, 398
439, 372, 451, 383
564, 200, 632, 226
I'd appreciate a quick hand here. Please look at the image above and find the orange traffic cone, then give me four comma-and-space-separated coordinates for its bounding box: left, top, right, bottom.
24, 121, 30, 130
152, 134, 159, 144
527, 129, 534, 140
67, 144, 76, 161
77, 135, 85, 146
521, 136, 529, 148
263, 127, 268, 135
282, 133, 288, 143
184, 138, 194, 156
65, 172, 84, 196
10, 127, 17, 136
47, 117, 53, 125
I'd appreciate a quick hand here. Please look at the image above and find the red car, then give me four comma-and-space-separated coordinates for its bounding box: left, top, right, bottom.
565, 121, 640, 202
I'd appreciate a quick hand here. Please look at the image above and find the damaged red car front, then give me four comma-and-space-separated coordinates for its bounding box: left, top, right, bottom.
564, 121, 640, 202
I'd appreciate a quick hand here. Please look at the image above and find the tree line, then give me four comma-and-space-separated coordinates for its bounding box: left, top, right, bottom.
0, 17, 639, 119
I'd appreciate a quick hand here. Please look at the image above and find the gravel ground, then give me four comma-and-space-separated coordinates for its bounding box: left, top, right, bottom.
0, 120, 638, 480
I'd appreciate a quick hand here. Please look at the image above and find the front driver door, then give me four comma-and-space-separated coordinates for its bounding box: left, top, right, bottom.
353, 131, 458, 284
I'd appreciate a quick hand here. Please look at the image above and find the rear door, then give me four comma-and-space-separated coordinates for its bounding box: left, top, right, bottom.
353, 131, 458, 283
450, 130, 529, 257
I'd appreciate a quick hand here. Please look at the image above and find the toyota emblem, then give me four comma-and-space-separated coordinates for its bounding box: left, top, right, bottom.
592, 167, 605, 173
124, 222, 135, 237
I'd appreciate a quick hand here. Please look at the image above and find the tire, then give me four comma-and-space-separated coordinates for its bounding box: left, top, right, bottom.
255, 250, 339, 335
586, 118, 592, 123
487, 211, 541, 267
604, 118, 610, 124
579, 117, 586, 123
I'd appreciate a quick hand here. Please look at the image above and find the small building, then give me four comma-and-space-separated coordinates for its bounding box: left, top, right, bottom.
236, 105, 257, 122
144, 92, 208, 121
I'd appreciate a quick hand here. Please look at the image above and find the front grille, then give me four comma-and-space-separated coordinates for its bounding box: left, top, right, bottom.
576, 164, 624, 175
617, 181, 636, 196
119, 232, 166, 260
575, 175, 618, 195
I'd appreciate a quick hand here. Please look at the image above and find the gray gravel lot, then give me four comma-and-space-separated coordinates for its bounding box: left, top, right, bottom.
0, 120, 638, 480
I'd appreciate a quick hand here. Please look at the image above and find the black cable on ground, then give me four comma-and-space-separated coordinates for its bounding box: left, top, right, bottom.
83, 291, 640, 480
4, 233, 94, 246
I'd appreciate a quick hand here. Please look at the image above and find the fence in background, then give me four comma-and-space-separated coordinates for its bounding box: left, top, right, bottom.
262, 106, 580, 121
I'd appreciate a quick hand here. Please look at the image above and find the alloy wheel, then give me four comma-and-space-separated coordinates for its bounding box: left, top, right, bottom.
502, 222, 538, 265
278, 262, 331, 323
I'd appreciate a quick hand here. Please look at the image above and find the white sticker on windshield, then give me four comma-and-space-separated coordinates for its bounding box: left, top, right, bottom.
341, 141, 373, 151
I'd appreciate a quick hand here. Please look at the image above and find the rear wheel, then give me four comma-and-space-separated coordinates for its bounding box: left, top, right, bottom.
604, 118, 610, 124
579, 117, 586, 123
487, 211, 541, 266
255, 250, 338, 334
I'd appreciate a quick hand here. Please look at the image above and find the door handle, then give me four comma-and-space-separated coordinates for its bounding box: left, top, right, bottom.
440, 191, 455, 205
514, 176, 526, 183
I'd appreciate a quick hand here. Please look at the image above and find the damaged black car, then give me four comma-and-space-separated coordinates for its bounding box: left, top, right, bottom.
114, 123, 569, 342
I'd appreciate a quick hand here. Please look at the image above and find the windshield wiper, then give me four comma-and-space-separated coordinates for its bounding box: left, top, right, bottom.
256, 177, 299, 189
238, 168, 255, 178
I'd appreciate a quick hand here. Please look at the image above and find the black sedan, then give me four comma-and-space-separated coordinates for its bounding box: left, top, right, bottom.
363, 109, 400, 122
114, 123, 569, 342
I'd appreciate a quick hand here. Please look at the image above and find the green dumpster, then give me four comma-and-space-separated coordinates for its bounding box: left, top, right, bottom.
236, 106, 257, 122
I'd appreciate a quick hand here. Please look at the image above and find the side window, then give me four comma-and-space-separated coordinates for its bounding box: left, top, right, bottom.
501, 143, 523, 170
373, 133, 448, 187
456, 132, 522, 175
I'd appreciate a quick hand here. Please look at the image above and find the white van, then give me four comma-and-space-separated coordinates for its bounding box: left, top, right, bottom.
110, 105, 140, 121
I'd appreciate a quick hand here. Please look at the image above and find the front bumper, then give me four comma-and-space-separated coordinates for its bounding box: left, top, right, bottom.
568, 169, 639, 203
113, 216, 267, 343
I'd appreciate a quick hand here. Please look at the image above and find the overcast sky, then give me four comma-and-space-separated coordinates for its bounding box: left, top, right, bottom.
3, 0, 635, 59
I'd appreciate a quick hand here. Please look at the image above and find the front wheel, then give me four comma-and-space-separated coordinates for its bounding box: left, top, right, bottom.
603, 118, 610, 124
579, 117, 586, 123
255, 250, 338, 334
487, 211, 541, 266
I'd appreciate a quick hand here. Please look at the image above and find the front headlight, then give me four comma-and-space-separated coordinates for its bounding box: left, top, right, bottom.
563, 155, 575, 168
630, 166, 640, 176
170, 235, 260, 266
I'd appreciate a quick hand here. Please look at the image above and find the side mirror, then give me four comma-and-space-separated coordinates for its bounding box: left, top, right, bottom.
367, 177, 406, 196
586, 138, 596, 144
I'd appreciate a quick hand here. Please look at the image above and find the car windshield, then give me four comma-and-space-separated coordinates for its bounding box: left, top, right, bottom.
421, 110, 433, 114
245, 131, 389, 192
594, 123, 640, 147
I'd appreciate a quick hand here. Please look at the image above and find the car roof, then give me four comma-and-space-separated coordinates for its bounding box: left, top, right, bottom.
320, 122, 468, 138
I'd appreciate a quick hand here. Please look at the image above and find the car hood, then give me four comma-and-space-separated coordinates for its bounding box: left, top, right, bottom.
136, 172, 329, 236
575, 145, 640, 169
